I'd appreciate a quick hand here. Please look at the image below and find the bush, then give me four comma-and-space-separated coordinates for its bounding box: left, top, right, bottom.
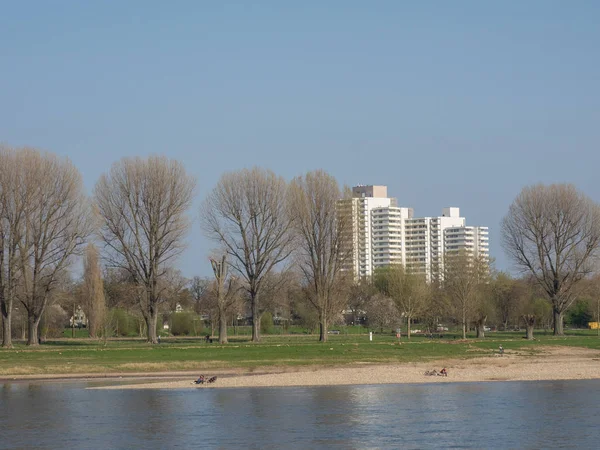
110, 309, 138, 337
41, 305, 69, 339
261, 312, 274, 334
170, 312, 198, 336
567, 300, 593, 328
292, 304, 319, 334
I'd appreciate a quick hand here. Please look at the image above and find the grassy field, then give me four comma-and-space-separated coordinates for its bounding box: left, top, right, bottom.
1, 330, 599, 377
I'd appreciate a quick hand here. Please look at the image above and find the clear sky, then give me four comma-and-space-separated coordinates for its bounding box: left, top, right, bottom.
1, 1, 599, 277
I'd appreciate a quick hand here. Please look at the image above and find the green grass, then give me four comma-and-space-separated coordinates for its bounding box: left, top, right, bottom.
1, 329, 599, 377
62, 328, 90, 338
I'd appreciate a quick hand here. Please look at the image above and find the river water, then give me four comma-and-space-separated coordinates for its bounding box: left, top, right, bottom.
1, 379, 598, 449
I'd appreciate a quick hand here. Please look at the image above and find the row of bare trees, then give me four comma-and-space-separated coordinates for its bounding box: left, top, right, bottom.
2, 143, 599, 347
202, 168, 351, 343
1, 149, 351, 346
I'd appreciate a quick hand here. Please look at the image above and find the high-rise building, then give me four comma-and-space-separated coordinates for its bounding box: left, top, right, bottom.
338, 185, 396, 278
339, 185, 490, 281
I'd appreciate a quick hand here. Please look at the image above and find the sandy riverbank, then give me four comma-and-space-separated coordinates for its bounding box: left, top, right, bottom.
89, 346, 600, 390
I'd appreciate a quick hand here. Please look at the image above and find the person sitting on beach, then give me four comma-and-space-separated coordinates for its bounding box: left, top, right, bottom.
194, 375, 205, 384
440, 368, 448, 377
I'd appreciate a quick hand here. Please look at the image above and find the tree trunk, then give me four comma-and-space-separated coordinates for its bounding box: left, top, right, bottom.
407, 315, 411, 340
522, 314, 535, 340
88, 306, 96, 338
1, 306, 12, 349
218, 310, 228, 344
319, 317, 328, 342
526, 323, 534, 340
476, 324, 485, 339
27, 315, 40, 346
145, 308, 158, 344
597, 298, 599, 338
251, 293, 260, 342
553, 307, 564, 335
476, 316, 487, 338
38, 319, 45, 344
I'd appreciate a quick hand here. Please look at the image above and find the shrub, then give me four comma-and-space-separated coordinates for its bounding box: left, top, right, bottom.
110, 309, 137, 337
261, 312, 274, 334
41, 305, 69, 339
567, 300, 593, 328
171, 312, 197, 336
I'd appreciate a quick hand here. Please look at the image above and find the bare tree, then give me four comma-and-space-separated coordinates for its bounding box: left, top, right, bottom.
0, 146, 24, 348
201, 168, 294, 342
190, 276, 210, 313
54, 273, 80, 338
40, 272, 73, 341
473, 280, 494, 338
11, 148, 92, 345
189, 275, 212, 334
254, 270, 296, 321
502, 184, 600, 335
103, 267, 138, 310
515, 278, 545, 340
365, 294, 401, 333
210, 255, 240, 343
376, 265, 430, 339
347, 277, 376, 326
94, 156, 196, 344
491, 272, 521, 331
160, 268, 189, 312
288, 170, 351, 342
82, 243, 105, 338
443, 250, 489, 339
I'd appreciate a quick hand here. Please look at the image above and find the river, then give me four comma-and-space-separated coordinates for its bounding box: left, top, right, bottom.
1, 379, 598, 449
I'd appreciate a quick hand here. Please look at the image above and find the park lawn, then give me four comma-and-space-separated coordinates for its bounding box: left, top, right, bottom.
1, 331, 599, 377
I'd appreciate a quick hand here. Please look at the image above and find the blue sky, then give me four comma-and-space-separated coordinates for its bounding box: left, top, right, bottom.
1, 1, 599, 277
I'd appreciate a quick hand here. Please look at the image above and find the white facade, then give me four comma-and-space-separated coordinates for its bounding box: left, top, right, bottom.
340, 185, 395, 278
340, 185, 490, 282
445, 226, 490, 258
372, 206, 412, 267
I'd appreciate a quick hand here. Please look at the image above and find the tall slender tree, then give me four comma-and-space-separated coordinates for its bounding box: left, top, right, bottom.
209, 255, 239, 344
288, 170, 351, 342
94, 156, 196, 344
0, 146, 23, 348
82, 243, 106, 338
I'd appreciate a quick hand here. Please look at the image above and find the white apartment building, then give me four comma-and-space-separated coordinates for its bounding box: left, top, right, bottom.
445, 226, 490, 258
340, 185, 396, 278
340, 185, 490, 282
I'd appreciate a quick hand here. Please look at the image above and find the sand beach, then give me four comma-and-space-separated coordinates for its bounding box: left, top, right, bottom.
87, 346, 600, 390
